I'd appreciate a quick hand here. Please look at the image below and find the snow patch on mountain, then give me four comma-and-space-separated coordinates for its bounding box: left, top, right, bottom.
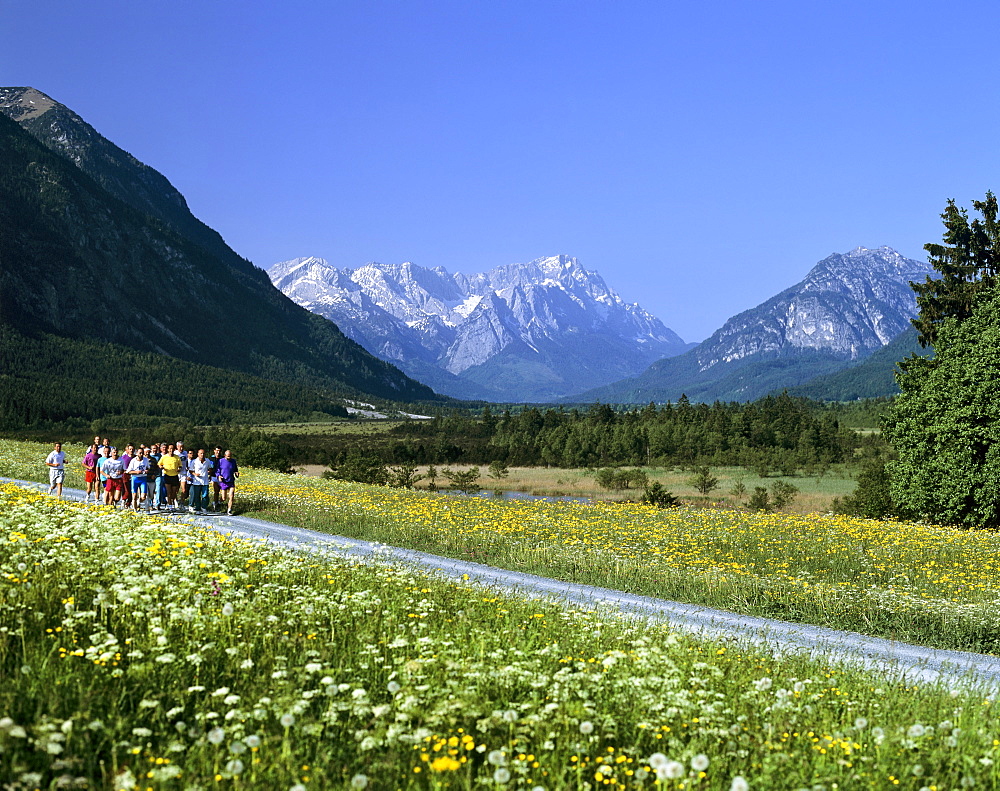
268, 255, 692, 401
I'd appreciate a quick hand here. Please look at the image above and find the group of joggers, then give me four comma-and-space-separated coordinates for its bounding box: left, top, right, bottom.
45, 436, 240, 515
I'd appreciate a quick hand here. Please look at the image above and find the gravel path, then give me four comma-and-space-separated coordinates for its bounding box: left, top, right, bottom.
8, 477, 1000, 690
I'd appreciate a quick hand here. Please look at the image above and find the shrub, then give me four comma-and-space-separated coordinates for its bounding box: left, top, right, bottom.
641, 483, 681, 508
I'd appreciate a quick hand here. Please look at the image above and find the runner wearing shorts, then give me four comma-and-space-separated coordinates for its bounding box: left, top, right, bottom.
120, 444, 135, 508
159, 448, 182, 512
127, 451, 150, 511
82, 444, 98, 503
96, 447, 110, 504
218, 450, 239, 515
209, 446, 223, 511
103, 448, 126, 507
45, 442, 66, 498
146, 446, 162, 510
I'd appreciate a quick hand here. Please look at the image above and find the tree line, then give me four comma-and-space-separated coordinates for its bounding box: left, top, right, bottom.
334, 393, 867, 473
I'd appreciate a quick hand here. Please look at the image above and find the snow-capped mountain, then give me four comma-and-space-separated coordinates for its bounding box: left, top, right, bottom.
268, 255, 693, 401
576, 246, 936, 403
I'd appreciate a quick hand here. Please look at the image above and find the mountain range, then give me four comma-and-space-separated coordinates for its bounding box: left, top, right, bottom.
575, 246, 935, 403
1, 85, 936, 419
0, 86, 439, 426
268, 255, 693, 402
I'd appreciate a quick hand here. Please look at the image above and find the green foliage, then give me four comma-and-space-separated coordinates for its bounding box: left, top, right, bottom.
0, 327, 350, 431
0, 111, 439, 408
488, 460, 510, 480
835, 458, 895, 519
884, 193, 1000, 528
384, 393, 861, 470
687, 465, 719, 496
640, 483, 681, 508
748, 487, 772, 512
913, 192, 1000, 347
770, 480, 799, 510
746, 480, 798, 512
326, 451, 390, 486
885, 290, 1000, 528
729, 478, 747, 501
593, 468, 649, 491
388, 463, 420, 489
442, 467, 481, 493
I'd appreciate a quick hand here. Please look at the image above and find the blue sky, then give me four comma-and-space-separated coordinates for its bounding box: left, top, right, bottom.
6, 0, 1000, 341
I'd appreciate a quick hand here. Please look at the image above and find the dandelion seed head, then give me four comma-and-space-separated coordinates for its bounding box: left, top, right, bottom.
488, 750, 507, 766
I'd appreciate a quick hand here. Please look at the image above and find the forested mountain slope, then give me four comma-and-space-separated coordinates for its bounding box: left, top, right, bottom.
0, 89, 440, 410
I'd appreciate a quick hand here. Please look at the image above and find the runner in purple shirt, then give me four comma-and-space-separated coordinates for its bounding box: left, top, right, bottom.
218, 450, 239, 515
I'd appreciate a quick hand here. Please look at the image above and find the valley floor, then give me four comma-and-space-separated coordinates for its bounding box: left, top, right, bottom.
4, 475, 997, 690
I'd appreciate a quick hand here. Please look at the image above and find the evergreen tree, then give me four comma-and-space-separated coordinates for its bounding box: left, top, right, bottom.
912, 192, 1000, 347
885, 290, 1000, 527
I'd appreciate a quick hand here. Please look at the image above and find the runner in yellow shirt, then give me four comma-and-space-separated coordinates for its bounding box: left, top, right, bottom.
159, 450, 183, 512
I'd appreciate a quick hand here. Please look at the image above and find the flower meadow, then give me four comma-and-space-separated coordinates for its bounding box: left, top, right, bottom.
232, 469, 1000, 655
6, 483, 1000, 790
7, 438, 1000, 654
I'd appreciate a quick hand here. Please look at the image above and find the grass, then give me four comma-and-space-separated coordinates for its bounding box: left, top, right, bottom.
407, 465, 857, 514
6, 482, 1000, 790
250, 420, 407, 437
5, 438, 1000, 655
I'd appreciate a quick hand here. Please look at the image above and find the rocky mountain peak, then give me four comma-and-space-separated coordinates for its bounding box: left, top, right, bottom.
268, 255, 692, 401
692, 245, 935, 370
0, 87, 57, 121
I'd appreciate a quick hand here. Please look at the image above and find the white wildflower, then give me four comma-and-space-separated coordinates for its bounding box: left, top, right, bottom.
647, 753, 668, 769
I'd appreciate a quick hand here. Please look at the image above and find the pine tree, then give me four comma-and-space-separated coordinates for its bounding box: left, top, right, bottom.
911, 192, 1000, 347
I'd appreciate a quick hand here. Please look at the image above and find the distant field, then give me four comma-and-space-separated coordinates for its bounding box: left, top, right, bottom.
250, 419, 406, 436
339, 464, 858, 514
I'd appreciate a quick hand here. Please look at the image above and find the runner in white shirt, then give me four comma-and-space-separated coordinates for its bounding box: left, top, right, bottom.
45, 442, 66, 498
126, 453, 151, 511
187, 449, 214, 514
